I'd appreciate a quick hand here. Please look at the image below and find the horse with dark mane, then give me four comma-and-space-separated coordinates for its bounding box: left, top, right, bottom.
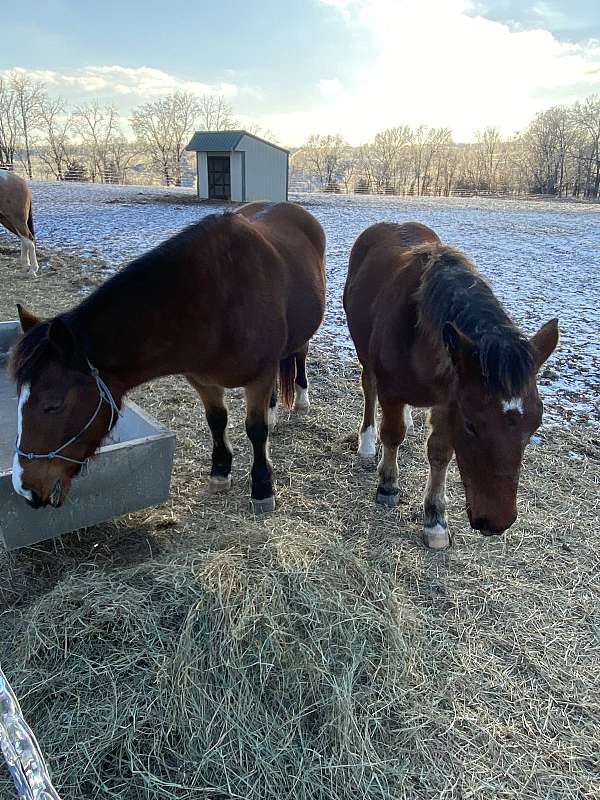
344, 222, 559, 549
11, 202, 326, 511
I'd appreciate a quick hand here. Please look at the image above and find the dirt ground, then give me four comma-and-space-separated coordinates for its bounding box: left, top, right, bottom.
0, 241, 598, 800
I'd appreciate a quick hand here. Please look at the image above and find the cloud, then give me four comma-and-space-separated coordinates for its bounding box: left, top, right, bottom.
318, 79, 345, 97
266, 0, 600, 145
2, 65, 239, 100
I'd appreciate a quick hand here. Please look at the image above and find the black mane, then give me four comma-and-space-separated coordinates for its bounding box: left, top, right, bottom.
417, 245, 534, 396
10, 321, 55, 387
10, 212, 238, 386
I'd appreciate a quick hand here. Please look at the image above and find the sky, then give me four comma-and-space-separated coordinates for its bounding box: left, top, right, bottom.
1, 0, 599, 146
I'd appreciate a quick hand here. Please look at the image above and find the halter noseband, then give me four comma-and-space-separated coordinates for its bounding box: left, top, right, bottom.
15, 360, 121, 469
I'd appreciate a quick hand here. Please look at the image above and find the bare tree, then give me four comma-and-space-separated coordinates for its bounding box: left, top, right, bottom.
0, 76, 19, 168
298, 134, 348, 190
38, 94, 73, 180
475, 126, 504, 192
9, 71, 44, 178
197, 94, 237, 131
368, 126, 412, 191
524, 105, 576, 195
74, 101, 124, 182
572, 95, 600, 198
132, 92, 199, 185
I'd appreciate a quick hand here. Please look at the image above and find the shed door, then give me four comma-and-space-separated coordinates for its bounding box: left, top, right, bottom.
207, 156, 231, 200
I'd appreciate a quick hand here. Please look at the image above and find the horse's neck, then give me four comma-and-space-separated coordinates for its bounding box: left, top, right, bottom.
70, 262, 187, 392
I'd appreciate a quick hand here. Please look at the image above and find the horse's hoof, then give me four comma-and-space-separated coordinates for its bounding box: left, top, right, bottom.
424, 524, 450, 550
250, 496, 276, 514
376, 489, 400, 507
294, 386, 310, 412
208, 475, 232, 494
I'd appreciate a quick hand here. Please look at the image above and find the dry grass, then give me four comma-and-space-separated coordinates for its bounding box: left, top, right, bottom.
0, 240, 599, 799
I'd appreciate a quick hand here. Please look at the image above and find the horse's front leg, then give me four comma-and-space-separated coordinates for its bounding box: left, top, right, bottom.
189, 380, 233, 493
423, 405, 453, 549
358, 365, 377, 457
376, 397, 408, 507
245, 374, 276, 513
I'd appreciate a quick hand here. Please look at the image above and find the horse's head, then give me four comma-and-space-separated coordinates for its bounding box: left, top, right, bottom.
444, 318, 559, 535
10, 305, 120, 508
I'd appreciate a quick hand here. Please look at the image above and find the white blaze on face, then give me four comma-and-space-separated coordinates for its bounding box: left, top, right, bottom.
12, 382, 33, 501
502, 397, 524, 414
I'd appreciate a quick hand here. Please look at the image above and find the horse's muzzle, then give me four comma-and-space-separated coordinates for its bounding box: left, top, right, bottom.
25, 490, 44, 509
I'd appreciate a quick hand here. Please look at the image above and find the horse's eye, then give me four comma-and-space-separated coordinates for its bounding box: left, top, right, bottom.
464, 418, 477, 438
43, 402, 64, 414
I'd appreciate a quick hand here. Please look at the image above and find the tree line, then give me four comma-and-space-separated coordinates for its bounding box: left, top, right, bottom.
0, 71, 238, 185
291, 96, 600, 200
1, 70, 598, 199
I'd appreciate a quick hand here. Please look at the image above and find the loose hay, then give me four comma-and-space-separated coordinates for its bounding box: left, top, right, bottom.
0, 241, 599, 799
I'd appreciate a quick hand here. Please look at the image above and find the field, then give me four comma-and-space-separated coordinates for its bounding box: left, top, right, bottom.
0, 184, 598, 800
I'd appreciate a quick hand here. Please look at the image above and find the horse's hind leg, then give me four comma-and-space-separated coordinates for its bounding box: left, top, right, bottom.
189, 380, 233, 493
19, 236, 29, 267
268, 385, 278, 430
358, 365, 377, 457
423, 405, 453, 549
376, 397, 408, 507
245, 373, 276, 513
294, 343, 310, 411
26, 238, 39, 275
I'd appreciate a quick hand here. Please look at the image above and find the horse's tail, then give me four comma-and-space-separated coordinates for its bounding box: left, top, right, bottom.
27, 203, 35, 239
278, 354, 296, 409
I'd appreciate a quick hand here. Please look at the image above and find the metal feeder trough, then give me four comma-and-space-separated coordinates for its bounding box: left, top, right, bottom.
0, 321, 176, 551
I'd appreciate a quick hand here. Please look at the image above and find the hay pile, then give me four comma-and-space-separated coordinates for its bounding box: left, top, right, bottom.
0, 241, 599, 800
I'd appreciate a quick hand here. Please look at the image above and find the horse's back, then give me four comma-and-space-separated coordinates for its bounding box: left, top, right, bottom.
237, 201, 325, 259
344, 222, 440, 364
347, 222, 438, 281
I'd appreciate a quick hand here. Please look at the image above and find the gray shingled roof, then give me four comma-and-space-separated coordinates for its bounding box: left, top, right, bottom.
186, 130, 288, 154
186, 131, 245, 152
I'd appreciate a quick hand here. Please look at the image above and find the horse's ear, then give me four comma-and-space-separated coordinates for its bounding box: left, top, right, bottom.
48, 318, 78, 364
443, 322, 480, 382
17, 304, 40, 333
530, 318, 559, 369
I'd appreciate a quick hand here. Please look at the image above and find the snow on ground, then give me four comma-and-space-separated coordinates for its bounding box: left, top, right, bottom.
6, 181, 600, 427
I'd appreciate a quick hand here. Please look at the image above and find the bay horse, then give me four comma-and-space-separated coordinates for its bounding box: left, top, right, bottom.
0, 169, 38, 275
10, 202, 326, 511
344, 222, 559, 549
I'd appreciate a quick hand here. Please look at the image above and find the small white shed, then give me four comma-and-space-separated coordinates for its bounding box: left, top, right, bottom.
186, 130, 289, 203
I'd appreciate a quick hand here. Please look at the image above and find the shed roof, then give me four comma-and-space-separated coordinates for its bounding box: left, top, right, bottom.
186, 130, 288, 154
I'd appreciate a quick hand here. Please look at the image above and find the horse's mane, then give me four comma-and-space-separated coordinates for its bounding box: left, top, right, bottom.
10, 321, 54, 387
10, 212, 240, 386
415, 244, 534, 396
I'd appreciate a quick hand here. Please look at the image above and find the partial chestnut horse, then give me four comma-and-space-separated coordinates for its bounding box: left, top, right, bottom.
10, 202, 325, 510
344, 222, 559, 549
0, 169, 38, 274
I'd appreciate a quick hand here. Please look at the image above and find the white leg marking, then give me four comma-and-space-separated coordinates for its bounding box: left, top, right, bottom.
358, 424, 377, 457
19, 236, 29, 266
294, 384, 310, 411
268, 405, 278, 430
423, 523, 450, 550
502, 397, 524, 414
26, 239, 39, 274
12, 383, 33, 501
403, 405, 414, 433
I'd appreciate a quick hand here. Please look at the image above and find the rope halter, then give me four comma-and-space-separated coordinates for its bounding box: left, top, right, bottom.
15, 359, 121, 469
